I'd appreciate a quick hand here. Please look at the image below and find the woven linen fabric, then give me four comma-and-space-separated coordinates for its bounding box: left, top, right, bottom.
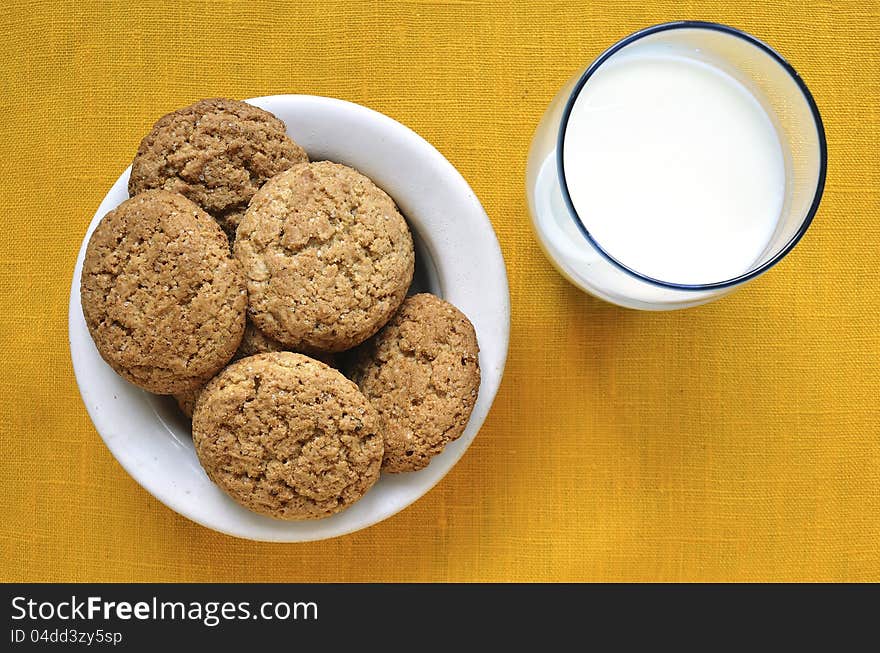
1, 0, 878, 583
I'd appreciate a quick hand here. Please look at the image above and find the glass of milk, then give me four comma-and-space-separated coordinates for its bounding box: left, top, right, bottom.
526, 21, 827, 310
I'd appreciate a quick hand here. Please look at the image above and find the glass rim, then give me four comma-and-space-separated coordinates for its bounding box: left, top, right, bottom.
556, 20, 828, 291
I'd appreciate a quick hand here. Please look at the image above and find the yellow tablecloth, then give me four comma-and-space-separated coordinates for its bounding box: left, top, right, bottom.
1, 1, 877, 583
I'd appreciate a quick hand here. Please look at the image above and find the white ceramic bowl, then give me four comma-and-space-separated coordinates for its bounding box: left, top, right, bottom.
69, 95, 510, 542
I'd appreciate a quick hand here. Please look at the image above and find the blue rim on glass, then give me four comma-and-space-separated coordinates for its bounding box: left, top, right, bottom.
556, 20, 828, 291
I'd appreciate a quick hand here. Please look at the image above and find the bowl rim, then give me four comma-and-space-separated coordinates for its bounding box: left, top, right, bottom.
69, 94, 510, 542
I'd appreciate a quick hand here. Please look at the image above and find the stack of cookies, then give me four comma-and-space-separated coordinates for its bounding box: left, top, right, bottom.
81, 98, 480, 521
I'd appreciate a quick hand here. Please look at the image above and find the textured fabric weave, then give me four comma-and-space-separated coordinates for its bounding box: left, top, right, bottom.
1, 1, 878, 582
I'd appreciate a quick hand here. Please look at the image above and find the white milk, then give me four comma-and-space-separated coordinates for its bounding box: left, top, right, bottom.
561, 46, 786, 285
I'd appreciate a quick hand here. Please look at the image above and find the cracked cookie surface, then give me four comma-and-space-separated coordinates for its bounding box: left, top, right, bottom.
128, 98, 308, 237
80, 190, 246, 394
192, 352, 383, 520
348, 294, 480, 473
234, 161, 414, 353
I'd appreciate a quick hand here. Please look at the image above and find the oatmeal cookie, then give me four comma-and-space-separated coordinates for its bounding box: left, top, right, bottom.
80, 190, 246, 394
192, 352, 383, 520
234, 161, 414, 353
348, 294, 480, 472
129, 98, 308, 236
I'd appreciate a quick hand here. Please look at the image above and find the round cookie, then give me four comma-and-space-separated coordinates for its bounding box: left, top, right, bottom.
81, 190, 246, 394
234, 161, 414, 353
128, 98, 308, 236
348, 294, 480, 473
174, 321, 338, 418
192, 352, 383, 520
